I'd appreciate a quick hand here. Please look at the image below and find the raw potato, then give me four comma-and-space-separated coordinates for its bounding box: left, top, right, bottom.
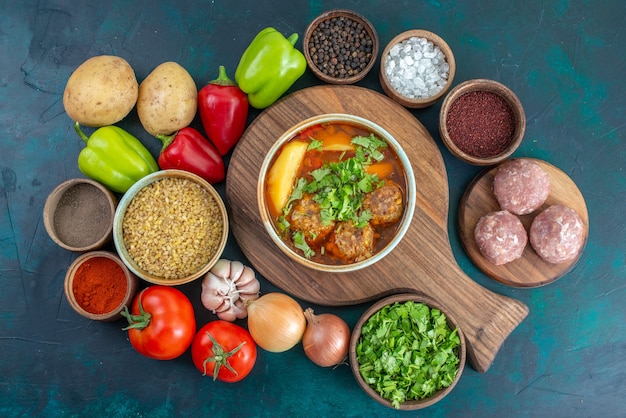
137, 62, 198, 136
63, 55, 138, 127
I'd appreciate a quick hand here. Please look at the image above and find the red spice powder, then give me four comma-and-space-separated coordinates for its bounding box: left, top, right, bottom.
446, 90, 515, 158
72, 256, 127, 314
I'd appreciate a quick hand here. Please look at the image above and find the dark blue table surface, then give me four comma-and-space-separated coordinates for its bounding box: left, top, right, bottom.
1, 1, 624, 417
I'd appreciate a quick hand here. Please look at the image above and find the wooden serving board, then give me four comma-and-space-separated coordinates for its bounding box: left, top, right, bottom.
226, 85, 528, 373
458, 158, 589, 287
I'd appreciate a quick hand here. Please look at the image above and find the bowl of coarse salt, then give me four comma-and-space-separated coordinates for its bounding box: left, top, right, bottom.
379, 29, 455, 108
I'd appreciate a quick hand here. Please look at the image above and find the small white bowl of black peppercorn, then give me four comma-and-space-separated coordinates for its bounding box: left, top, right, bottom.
303, 9, 378, 84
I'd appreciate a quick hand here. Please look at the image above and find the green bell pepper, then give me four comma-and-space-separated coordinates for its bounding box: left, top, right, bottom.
235, 27, 306, 109
74, 122, 159, 193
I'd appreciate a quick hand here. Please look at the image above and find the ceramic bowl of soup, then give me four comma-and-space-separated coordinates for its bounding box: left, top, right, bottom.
258, 114, 416, 272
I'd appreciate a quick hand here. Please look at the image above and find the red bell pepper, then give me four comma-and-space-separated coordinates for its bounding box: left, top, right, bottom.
156, 127, 225, 184
198, 66, 248, 156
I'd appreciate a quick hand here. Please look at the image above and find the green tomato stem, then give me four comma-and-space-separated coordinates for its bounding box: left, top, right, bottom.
202, 332, 246, 381
121, 289, 152, 330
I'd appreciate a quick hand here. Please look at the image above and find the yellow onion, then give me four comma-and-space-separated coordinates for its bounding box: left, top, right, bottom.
302, 308, 351, 367
246, 292, 306, 352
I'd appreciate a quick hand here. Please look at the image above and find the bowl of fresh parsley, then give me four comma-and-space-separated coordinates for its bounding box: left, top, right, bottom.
349, 293, 466, 410
257, 113, 416, 273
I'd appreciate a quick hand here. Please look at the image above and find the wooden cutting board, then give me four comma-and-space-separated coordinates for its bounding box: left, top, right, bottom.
458, 159, 589, 287
226, 85, 528, 373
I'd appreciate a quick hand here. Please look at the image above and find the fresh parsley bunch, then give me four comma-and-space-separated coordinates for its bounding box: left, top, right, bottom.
356, 301, 461, 408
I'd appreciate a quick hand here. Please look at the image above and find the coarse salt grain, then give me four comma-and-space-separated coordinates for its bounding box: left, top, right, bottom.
385, 36, 449, 99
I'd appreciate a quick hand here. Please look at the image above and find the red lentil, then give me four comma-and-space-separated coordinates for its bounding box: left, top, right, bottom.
445, 90, 515, 158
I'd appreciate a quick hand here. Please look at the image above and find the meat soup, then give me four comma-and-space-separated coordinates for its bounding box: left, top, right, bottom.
264, 121, 407, 265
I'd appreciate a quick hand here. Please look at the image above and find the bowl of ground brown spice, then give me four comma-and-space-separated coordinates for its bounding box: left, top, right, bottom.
303, 9, 378, 84
113, 170, 228, 286
43, 178, 117, 252
439, 79, 526, 165
64, 251, 139, 321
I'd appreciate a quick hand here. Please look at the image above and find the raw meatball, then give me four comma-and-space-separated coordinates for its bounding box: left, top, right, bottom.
327, 221, 375, 263
289, 194, 335, 245
362, 180, 404, 226
530, 205, 584, 264
474, 210, 527, 265
493, 159, 551, 215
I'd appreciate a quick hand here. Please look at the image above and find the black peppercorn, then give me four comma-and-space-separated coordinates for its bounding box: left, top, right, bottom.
308, 14, 374, 79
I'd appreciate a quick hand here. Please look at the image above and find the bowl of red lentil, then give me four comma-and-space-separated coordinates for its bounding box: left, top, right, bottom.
379, 29, 456, 108
303, 9, 378, 85
439, 79, 526, 165
113, 169, 229, 286
64, 251, 139, 321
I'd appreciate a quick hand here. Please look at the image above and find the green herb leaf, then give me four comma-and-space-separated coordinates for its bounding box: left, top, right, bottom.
351, 134, 387, 162
355, 301, 461, 409
308, 138, 323, 151
293, 230, 315, 259
276, 215, 290, 233
282, 177, 307, 218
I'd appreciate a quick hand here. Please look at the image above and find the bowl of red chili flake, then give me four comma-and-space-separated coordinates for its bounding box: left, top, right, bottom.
64, 251, 139, 321
439, 79, 526, 165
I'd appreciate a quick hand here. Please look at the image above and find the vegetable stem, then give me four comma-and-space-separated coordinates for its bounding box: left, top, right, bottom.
121, 290, 152, 330
73, 122, 90, 145
203, 332, 246, 381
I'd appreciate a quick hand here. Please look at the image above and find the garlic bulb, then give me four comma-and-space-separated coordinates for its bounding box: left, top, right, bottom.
200, 259, 260, 321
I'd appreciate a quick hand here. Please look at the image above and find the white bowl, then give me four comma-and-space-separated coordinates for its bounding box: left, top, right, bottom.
257, 113, 416, 273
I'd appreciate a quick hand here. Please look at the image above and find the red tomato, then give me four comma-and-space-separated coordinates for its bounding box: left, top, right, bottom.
122, 286, 196, 360
191, 320, 257, 382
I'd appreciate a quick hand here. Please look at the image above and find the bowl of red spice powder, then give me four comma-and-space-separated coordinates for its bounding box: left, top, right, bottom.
439, 79, 526, 165
64, 251, 139, 321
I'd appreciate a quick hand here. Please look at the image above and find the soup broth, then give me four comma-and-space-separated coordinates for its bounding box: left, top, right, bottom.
265, 121, 407, 265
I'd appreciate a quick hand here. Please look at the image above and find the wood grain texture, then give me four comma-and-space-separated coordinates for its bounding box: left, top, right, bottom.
225, 85, 528, 373
458, 158, 589, 287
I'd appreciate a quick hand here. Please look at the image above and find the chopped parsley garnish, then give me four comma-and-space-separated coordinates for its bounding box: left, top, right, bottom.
280, 133, 388, 259
307, 138, 323, 151
301, 136, 384, 227
293, 230, 315, 259
351, 134, 387, 162
355, 301, 461, 409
